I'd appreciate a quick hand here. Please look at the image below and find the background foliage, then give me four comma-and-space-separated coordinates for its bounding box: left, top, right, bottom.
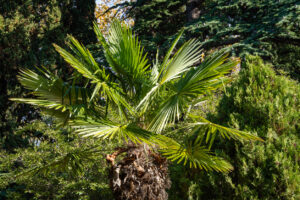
0, 122, 114, 199
168, 55, 300, 200
95, 0, 134, 35
0, 0, 103, 199
0, 0, 96, 151
130, 0, 300, 80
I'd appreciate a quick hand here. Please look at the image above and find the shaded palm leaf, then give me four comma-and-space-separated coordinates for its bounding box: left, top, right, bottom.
15, 147, 103, 177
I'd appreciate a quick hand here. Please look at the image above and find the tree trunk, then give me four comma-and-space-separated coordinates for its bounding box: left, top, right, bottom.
107, 143, 171, 200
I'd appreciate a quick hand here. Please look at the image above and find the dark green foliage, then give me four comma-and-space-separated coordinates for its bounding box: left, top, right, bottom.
0, 1, 100, 199
187, 0, 300, 79
129, 0, 300, 79
216, 56, 299, 137
129, 0, 187, 56
0, 0, 96, 150
0, 121, 114, 199
169, 55, 300, 199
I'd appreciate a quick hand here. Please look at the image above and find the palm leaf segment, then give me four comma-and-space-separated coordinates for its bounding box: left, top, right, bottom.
12, 20, 262, 172
10, 67, 99, 124
94, 21, 149, 98
54, 35, 136, 118
160, 135, 233, 172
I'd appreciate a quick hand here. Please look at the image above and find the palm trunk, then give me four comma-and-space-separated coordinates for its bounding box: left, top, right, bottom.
107, 143, 171, 200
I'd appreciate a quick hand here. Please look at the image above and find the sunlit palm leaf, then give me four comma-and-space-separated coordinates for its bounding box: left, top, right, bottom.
158, 39, 202, 84
137, 31, 203, 115
70, 117, 160, 145
10, 68, 97, 119
175, 51, 237, 97
160, 136, 233, 172
157, 29, 184, 81
187, 115, 263, 149
149, 51, 238, 133
94, 21, 150, 95
54, 43, 105, 83
149, 95, 183, 133
54, 37, 136, 118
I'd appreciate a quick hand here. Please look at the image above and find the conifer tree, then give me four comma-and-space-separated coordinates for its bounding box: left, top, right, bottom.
168, 56, 300, 200
0, 0, 96, 150
128, 0, 300, 79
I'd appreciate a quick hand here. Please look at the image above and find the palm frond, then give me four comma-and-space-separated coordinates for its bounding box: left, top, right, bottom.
187, 115, 263, 149
92, 81, 137, 118
175, 51, 237, 97
137, 31, 202, 116
70, 117, 160, 145
160, 136, 233, 172
54, 41, 106, 83
148, 51, 238, 133
94, 21, 150, 95
54, 38, 136, 118
10, 68, 98, 120
149, 95, 182, 133
158, 39, 202, 84
157, 29, 184, 81
136, 84, 160, 114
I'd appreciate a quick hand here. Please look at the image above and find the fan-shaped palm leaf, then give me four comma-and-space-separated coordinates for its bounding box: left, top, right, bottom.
136, 31, 202, 114
159, 135, 233, 172
10, 68, 98, 119
54, 36, 136, 118
70, 117, 161, 145
94, 21, 150, 96
149, 51, 238, 133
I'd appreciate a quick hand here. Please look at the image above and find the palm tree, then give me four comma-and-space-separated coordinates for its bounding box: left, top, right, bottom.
11, 21, 262, 200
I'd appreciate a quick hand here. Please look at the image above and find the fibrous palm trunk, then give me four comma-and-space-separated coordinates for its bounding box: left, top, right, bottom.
107, 144, 171, 200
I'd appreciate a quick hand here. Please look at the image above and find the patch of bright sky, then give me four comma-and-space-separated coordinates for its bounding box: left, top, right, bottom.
96, 0, 118, 6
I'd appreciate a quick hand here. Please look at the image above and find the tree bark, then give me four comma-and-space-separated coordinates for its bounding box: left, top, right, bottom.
107, 143, 171, 200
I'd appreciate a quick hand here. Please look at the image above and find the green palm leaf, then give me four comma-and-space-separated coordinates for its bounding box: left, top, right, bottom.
54, 36, 136, 118
94, 21, 150, 95
54, 41, 105, 83
10, 68, 97, 119
70, 117, 161, 145
158, 39, 202, 84
187, 115, 263, 147
159, 135, 233, 172
137, 32, 202, 114
149, 51, 237, 133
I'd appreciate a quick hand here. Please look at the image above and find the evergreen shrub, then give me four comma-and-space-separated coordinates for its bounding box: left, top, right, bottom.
169, 55, 300, 200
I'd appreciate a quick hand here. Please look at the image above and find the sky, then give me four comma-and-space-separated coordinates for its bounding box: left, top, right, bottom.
96, 0, 119, 6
